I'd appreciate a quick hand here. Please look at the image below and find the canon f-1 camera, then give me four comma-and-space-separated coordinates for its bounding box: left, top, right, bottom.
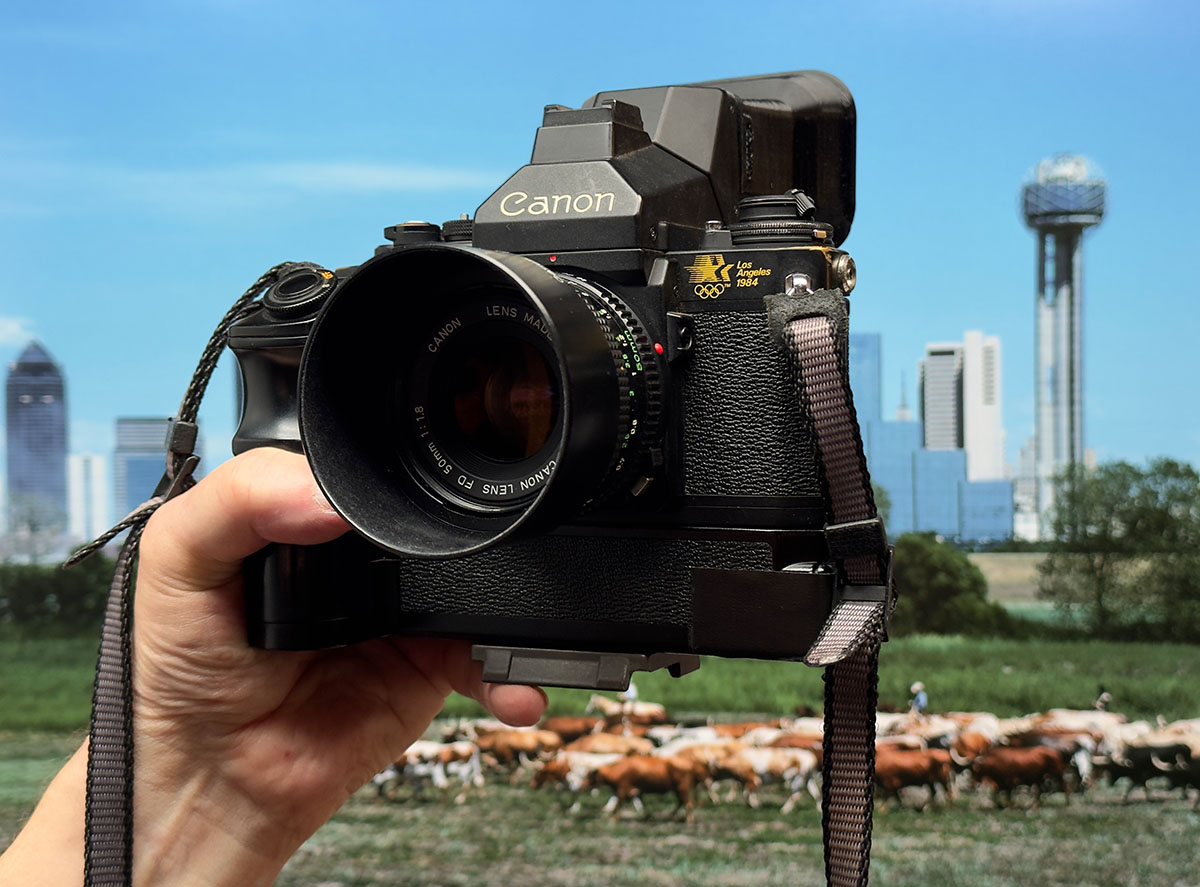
229, 70, 861, 689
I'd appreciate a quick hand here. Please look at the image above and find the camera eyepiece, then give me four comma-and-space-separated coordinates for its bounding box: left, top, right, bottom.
298, 244, 658, 558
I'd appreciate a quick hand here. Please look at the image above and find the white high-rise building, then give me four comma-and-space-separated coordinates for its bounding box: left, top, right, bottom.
68, 453, 109, 543
962, 331, 1004, 481
919, 331, 1006, 481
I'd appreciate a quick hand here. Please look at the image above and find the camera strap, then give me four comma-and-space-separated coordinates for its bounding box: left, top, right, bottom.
767, 288, 895, 887
64, 264, 299, 887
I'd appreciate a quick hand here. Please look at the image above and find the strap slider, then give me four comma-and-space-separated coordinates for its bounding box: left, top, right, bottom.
165, 418, 199, 457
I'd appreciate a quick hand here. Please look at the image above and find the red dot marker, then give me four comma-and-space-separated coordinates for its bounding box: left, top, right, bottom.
654, 342, 665, 355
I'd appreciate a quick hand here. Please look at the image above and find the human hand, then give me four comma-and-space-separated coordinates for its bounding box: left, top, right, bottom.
0, 447, 546, 887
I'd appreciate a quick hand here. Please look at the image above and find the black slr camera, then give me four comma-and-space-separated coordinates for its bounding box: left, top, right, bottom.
230, 70, 860, 689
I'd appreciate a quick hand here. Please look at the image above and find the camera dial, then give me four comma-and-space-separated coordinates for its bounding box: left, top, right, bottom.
263, 265, 337, 320
729, 190, 833, 245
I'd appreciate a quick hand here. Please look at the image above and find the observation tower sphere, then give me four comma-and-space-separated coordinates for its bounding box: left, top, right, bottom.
1022, 153, 1106, 230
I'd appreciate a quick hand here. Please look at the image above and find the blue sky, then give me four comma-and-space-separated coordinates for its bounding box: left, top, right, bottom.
2, 0, 1198, 477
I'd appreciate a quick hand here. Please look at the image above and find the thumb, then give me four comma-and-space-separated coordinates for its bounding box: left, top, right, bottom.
139, 447, 350, 594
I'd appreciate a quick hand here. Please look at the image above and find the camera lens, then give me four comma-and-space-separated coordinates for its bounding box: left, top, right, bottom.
405, 295, 568, 509
446, 338, 559, 461
299, 244, 659, 558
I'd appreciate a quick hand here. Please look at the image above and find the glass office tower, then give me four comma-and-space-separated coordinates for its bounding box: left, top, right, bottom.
6, 341, 68, 537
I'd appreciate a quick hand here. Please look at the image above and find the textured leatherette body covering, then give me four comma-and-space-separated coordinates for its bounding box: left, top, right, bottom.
681, 311, 820, 497
384, 536, 773, 626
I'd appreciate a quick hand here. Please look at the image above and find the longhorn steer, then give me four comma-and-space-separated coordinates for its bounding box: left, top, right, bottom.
563, 732, 655, 757
712, 747, 822, 813
531, 751, 624, 812
1099, 742, 1195, 803
474, 729, 562, 769
585, 694, 669, 725
873, 748, 956, 809
585, 755, 706, 823
971, 746, 1069, 808
540, 715, 604, 742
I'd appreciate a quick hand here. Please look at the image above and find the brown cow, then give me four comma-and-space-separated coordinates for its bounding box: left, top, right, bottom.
474, 729, 562, 768
769, 733, 824, 752
600, 722, 656, 738
873, 748, 956, 809
971, 746, 1069, 807
563, 732, 655, 757
530, 751, 625, 812
709, 720, 785, 739
951, 731, 995, 761
540, 715, 603, 743
585, 755, 706, 823
712, 747, 822, 812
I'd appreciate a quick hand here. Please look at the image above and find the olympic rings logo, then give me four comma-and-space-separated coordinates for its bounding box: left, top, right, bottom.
693, 283, 727, 299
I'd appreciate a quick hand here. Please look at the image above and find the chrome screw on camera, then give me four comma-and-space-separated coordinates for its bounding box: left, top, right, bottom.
832, 254, 857, 294
785, 272, 813, 296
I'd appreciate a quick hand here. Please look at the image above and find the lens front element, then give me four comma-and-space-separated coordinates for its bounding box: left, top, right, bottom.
452, 338, 558, 461
410, 297, 563, 508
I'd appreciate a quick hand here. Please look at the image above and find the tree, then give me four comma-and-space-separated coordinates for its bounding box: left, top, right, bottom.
1038, 458, 1200, 639
0, 554, 113, 635
889, 532, 1012, 636
872, 482, 892, 529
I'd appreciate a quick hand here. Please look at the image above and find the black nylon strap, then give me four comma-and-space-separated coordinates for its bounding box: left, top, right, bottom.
83, 524, 141, 885
771, 290, 893, 887
67, 263, 303, 887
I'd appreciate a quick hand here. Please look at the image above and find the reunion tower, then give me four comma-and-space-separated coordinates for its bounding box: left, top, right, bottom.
1021, 154, 1106, 537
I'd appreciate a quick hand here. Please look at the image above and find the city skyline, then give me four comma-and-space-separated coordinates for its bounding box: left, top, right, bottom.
2, 2, 1198, 478
855, 330, 1014, 542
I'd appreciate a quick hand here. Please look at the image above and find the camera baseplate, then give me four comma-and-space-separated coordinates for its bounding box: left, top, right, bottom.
471, 645, 701, 691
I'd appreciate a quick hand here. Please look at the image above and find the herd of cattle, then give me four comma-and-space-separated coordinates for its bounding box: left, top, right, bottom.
370, 693, 1200, 820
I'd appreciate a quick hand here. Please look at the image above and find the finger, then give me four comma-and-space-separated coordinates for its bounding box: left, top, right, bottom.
140, 448, 350, 592
392, 638, 547, 727
479, 683, 549, 727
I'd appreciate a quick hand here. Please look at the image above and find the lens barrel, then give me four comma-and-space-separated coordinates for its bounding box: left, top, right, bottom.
298, 244, 656, 558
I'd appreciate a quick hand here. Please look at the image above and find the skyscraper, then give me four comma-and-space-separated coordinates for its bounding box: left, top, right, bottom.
848, 333, 882, 424
68, 453, 109, 543
1022, 154, 1105, 537
6, 341, 68, 542
114, 417, 169, 518
919, 333, 1005, 482
919, 344, 964, 451
961, 331, 1004, 481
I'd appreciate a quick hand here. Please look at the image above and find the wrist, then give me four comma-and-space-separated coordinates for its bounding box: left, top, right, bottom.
133, 765, 300, 887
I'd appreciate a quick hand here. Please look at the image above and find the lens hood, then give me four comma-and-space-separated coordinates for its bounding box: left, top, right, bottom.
298, 244, 625, 558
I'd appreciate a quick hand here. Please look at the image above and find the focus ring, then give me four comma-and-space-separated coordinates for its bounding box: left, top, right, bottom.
564, 276, 662, 501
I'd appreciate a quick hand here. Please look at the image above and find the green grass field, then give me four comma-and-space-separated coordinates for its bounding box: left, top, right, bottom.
3, 634, 1197, 732
266, 779, 1199, 887
3, 629, 1198, 886
3, 719, 1198, 887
